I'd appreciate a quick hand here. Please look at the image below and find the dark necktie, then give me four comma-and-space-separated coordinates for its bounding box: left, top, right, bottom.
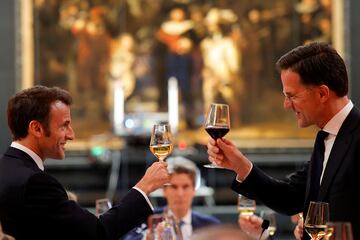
309, 130, 329, 201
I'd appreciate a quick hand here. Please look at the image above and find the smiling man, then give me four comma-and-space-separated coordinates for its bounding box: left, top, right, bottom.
206, 42, 360, 239
0, 86, 170, 240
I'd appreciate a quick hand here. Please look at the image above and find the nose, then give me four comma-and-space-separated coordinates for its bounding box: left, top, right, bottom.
283, 97, 293, 109
67, 126, 75, 140
175, 188, 185, 196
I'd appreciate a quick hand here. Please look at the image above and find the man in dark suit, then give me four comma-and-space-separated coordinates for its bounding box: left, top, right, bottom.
0, 86, 170, 240
124, 157, 220, 240
206, 42, 360, 239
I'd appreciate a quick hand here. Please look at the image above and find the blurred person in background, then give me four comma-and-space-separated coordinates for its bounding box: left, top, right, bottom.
0, 86, 169, 240
207, 42, 360, 239
191, 224, 253, 240
124, 157, 220, 240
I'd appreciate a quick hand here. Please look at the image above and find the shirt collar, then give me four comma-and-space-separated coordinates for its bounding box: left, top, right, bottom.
11, 142, 45, 171
181, 209, 192, 225
168, 209, 192, 225
323, 100, 353, 136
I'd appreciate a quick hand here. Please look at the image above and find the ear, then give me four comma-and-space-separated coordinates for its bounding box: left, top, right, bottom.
28, 120, 45, 138
318, 84, 330, 102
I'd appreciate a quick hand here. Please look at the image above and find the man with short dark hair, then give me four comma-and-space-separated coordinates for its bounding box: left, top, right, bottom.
0, 85, 170, 240
207, 42, 360, 239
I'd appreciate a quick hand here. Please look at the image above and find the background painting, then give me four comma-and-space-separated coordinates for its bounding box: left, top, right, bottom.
32, 0, 332, 142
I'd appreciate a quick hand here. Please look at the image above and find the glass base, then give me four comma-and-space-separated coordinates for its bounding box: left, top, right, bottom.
203, 163, 225, 169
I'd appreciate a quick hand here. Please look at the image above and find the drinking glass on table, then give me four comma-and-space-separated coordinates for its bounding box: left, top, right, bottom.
95, 198, 112, 218
261, 210, 277, 238
304, 201, 329, 240
146, 212, 182, 240
149, 123, 173, 162
324, 222, 353, 240
204, 103, 230, 168
237, 194, 256, 217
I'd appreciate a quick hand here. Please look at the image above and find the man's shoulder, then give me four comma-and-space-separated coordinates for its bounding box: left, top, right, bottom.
0, 148, 41, 187
192, 211, 221, 225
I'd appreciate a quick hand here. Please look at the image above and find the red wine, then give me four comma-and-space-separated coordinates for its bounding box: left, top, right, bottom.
205, 127, 229, 139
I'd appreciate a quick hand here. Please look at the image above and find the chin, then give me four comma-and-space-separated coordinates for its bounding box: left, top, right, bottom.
53, 152, 66, 160
297, 120, 308, 128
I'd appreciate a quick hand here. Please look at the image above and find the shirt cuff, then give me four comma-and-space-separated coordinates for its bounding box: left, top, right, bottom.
236, 162, 253, 183
133, 187, 154, 211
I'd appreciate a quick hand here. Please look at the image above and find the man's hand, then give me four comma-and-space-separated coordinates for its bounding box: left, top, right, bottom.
238, 214, 268, 239
207, 137, 252, 180
293, 214, 304, 240
135, 161, 170, 195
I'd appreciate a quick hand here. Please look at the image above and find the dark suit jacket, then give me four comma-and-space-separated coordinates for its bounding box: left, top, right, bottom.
123, 207, 221, 240
0, 147, 153, 240
231, 106, 360, 239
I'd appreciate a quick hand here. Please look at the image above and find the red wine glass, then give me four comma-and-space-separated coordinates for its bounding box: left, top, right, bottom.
204, 103, 230, 168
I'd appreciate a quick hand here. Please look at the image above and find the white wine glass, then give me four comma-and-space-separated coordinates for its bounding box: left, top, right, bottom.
204, 103, 230, 168
261, 210, 277, 238
146, 212, 182, 240
149, 123, 173, 162
304, 201, 330, 240
237, 194, 256, 216
324, 222, 353, 240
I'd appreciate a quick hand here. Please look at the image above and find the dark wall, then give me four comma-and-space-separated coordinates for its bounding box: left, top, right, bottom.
0, 0, 15, 152
348, 0, 360, 106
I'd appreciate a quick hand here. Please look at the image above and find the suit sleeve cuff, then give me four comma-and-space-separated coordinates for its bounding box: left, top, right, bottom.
236, 162, 253, 183
133, 187, 154, 211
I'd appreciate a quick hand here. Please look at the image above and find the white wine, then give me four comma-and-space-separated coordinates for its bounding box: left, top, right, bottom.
324, 227, 334, 239
268, 226, 276, 236
237, 207, 256, 216
150, 144, 173, 161
304, 224, 327, 240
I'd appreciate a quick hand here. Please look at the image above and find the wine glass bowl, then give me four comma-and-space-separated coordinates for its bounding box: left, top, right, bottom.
147, 212, 182, 240
204, 103, 230, 168
304, 201, 330, 240
237, 194, 256, 216
261, 210, 277, 237
324, 222, 353, 240
149, 123, 173, 162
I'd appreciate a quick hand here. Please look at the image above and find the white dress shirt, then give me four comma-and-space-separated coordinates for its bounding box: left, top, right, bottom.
321, 100, 353, 183
179, 210, 192, 240
11, 141, 44, 171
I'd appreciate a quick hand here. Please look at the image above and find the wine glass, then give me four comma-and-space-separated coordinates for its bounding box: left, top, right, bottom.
204, 103, 230, 168
261, 210, 277, 238
149, 123, 173, 162
237, 194, 256, 217
304, 201, 330, 240
95, 198, 112, 218
324, 222, 353, 240
146, 212, 182, 240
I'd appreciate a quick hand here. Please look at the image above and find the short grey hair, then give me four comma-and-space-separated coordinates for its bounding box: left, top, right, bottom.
166, 156, 201, 189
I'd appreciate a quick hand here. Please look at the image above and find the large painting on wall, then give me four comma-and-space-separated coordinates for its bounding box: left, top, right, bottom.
31, 0, 332, 142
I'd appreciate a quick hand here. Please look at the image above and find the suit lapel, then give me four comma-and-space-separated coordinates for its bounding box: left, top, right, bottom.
319, 107, 360, 199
